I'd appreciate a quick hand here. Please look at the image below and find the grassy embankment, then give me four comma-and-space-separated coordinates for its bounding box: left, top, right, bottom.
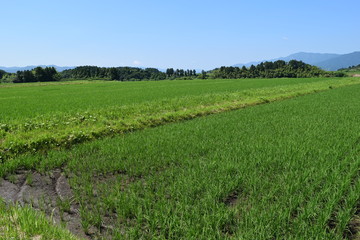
1, 77, 360, 164
1, 78, 360, 239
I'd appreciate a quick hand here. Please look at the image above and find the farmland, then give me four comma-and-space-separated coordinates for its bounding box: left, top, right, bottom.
1, 77, 360, 239
1, 77, 360, 163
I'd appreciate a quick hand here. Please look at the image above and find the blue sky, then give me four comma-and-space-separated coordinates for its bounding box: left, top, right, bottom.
1, 0, 359, 69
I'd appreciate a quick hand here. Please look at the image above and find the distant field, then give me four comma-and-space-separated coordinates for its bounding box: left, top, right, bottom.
1, 77, 360, 162
0, 78, 344, 120
2, 83, 360, 239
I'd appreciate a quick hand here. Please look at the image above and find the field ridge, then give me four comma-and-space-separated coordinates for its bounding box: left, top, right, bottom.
2, 81, 360, 239
1, 78, 360, 163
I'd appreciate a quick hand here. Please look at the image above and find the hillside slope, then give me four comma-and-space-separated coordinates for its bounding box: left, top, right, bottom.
315, 52, 360, 71
234, 52, 360, 71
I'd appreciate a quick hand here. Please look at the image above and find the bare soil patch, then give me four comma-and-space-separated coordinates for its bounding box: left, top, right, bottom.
0, 169, 88, 239
345, 215, 360, 239
223, 190, 241, 207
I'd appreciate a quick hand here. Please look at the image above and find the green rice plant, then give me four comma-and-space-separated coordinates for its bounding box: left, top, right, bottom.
1, 77, 359, 162
0, 201, 80, 240
25, 172, 33, 186
3, 83, 360, 239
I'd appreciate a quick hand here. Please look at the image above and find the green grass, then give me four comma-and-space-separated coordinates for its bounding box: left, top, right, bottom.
1, 77, 360, 161
0, 78, 344, 120
0, 201, 79, 240
3, 83, 360, 239
339, 67, 360, 76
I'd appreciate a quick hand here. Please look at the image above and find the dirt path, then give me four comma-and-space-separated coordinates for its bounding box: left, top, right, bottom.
0, 169, 88, 239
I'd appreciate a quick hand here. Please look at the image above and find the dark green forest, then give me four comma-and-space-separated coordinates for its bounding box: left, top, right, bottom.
212, 60, 345, 78
0, 60, 346, 83
13, 67, 60, 83
61, 66, 167, 81
0, 70, 6, 79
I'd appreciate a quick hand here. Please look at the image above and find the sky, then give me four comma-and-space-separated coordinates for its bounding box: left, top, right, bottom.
1, 0, 359, 70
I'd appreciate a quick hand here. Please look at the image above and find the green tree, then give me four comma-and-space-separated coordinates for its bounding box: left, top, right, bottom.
0, 70, 6, 79
166, 68, 174, 77
23, 70, 35, 82
108, 68, 119, 80
34, 67, 46, 81
199, 70, 207, 79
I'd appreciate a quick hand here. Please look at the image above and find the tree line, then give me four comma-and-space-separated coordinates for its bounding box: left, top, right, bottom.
0, 60, 347, 83
61, 66, 168, 81
12, 67, 60, 83
0, 70, 6, 80
165, 68, 197, 78
61, 66, 199, 81
211, 60, 346, 79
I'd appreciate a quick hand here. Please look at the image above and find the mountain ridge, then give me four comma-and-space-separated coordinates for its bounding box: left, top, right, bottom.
234, 51, 360, 71
2, 52, 360, 73
0, 65, 75, 73
315, 52, 360, 70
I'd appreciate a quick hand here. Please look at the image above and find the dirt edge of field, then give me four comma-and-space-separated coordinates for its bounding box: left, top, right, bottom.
0, 169, 88, 239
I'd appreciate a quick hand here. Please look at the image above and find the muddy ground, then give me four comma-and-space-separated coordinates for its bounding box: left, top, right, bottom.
0, 169, 88, 239
2, 169, 360, 239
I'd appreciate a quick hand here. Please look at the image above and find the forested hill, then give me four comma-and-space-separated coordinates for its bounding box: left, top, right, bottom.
0, 69, 6, 79
211, 60, 345, 79
1, 60, 346, 83
234, 51, 360, 71
61, 66, 199, 81
339, 64, 360, 71
59, 61, 345, 80
0, 65, 74, 73
315, 52, 360, 71
61, 66, 168, 81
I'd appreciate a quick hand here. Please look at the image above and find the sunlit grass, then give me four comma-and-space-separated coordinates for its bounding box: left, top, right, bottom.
0, 201, 80, 240
3, 84, 360, 239
1, 77, 359, 161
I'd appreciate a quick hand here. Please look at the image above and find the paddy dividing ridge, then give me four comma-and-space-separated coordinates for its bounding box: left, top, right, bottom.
1, 77, 360, 239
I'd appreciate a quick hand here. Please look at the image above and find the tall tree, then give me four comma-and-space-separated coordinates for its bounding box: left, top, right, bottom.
108, 68, 119, 80
166, 68, 174, 77
34, 67, 46, 81
23, 70, 35, 82
0, 70, 6, 79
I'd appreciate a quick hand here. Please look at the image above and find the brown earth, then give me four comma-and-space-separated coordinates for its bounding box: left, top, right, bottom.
0, 169, 88, 239
345, 215, 360, 239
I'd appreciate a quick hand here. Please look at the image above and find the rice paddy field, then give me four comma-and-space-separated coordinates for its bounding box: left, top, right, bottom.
1, 77, 359, 162
1, 77, 360, 239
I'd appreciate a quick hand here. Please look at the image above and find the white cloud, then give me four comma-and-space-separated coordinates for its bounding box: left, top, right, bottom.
133, 60, 141, 65
282, 36, 289, 41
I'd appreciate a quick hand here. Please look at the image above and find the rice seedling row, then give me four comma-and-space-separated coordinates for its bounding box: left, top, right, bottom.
1, 77, 359, 161
2, 83, 360, 239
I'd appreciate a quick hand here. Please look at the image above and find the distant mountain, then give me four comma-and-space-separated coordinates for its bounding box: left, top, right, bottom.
276, 52, 341, 65
233, 52, 340, 68
234, 52, 360, 71
315, 52, 360, 71
0, 65, 75, 73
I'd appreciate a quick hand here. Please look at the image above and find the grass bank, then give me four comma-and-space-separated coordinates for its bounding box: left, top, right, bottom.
1, 77, 360, 161
2, 84, 360, 239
